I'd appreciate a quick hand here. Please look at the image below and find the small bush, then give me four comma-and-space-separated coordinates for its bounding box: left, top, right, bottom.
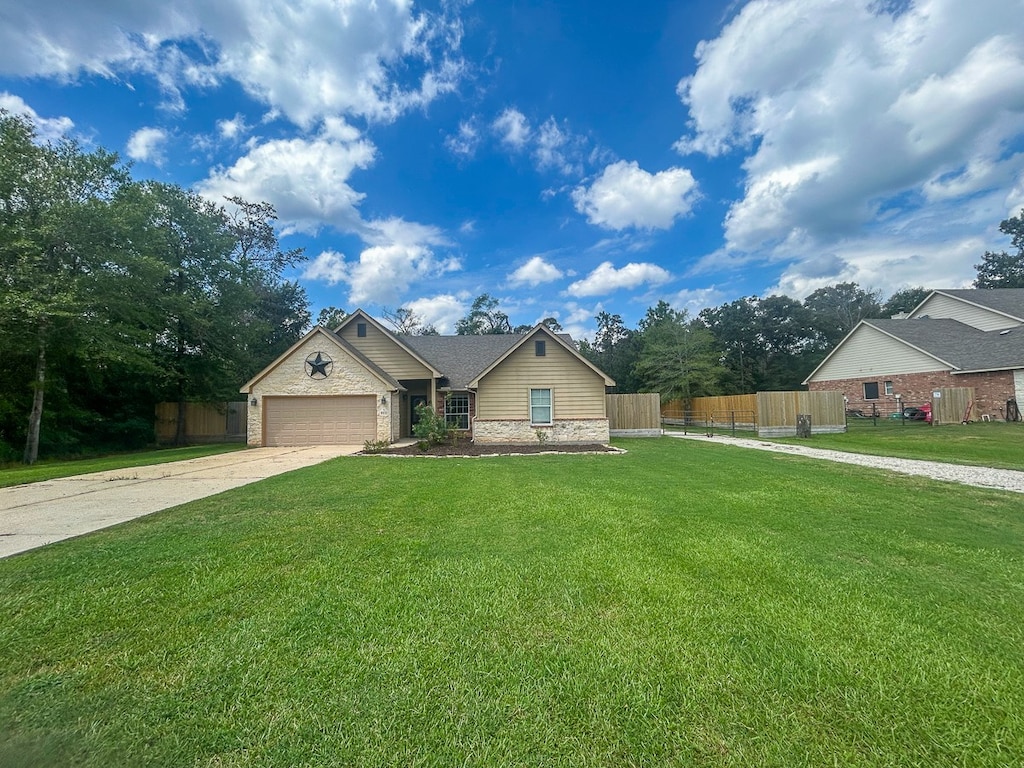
362, 439, 391, 454
413, 403, 457, 450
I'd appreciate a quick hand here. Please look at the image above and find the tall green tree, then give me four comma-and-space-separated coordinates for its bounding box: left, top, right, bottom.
633, 303, 723, 401
881, 287, 928, 317
455, 294, 512, 334
803, 282, 882, 351
0, 112, 132, 463
974, 209, 1024, 288
578, 311, 642, 392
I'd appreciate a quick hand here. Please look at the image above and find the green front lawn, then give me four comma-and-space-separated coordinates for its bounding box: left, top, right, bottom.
0, 443, 246, 488
1, 438, 1022, 766
769, 419, 1024, 470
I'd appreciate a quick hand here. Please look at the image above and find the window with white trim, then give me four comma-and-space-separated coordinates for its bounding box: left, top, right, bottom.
884, 380, 894, 396
530, 388, 552, 425
445, 394, 470, 430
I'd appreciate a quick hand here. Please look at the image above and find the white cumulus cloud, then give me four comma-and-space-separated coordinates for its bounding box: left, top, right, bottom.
0, 93, 73, 141
566, 261, 672, 297
197, 129, 376, 235
400, 294, 467, 334
492, 107, 532, 150
507, 256, 564, 287
0, 1, 464, 127
677, 0, 1024, 257
126, 127, 169, 166
572, 160, 699, 230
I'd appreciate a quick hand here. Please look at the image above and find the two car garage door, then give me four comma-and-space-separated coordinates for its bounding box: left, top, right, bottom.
263, 396, 377, 446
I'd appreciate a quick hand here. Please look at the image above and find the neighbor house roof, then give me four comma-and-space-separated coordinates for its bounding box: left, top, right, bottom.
911, 288, 1024, 323
867, 318, 1024, 373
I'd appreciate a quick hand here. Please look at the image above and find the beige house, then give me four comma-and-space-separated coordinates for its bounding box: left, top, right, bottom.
240, 310, 615, 446
804, 289, 1024, 420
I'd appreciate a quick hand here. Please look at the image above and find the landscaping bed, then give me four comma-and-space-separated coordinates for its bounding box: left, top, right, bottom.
372, 441, 621, 456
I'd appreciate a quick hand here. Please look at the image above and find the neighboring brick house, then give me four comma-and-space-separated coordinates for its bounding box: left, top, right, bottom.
240, 310, 615, 446
804, 289, 1024, 420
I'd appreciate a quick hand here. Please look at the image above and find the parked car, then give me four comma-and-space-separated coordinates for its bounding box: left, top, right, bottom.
892, 405, 931, 421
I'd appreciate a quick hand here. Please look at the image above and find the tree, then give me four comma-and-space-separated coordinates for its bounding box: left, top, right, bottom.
975, 209, 1024, 288
383, 307, 437, 335
633, 305, 723, 401
578, 311, 641, 392
803, 282, 882, 350
0, 112, 132, 463
881, 287, 928, 317
223, 195, 305, 282
316, 306, 348, 329
455, 294, 512, 334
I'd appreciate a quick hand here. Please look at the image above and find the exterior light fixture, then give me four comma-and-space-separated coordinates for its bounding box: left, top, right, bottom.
250, 397, 258, 407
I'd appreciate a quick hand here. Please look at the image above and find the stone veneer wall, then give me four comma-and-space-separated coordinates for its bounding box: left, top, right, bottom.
473, 418, 610, 444
808, 369, 1015, 420
246, 336, 393, 446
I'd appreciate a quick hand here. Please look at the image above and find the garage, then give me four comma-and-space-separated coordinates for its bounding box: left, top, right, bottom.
263, 396, 376, 446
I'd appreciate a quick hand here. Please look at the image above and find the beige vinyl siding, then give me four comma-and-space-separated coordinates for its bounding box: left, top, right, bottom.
338, 322, 432, 378
810, 324, 949, 381
476, 335, 606, 419
911, 293, 1022, 331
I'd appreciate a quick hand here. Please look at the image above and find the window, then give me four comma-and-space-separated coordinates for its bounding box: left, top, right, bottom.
530, 388, 552, 425
445, 394, 470, 430
863, 382, 880, 400
535, 340, 546, 356
357, 322, 367, 338
884, 380, 894, 396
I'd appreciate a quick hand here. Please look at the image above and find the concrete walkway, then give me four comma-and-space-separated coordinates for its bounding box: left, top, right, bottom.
0, 445, 360, 559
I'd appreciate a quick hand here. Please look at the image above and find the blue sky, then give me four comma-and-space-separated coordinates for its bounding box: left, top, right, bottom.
1, 0, 1023, 337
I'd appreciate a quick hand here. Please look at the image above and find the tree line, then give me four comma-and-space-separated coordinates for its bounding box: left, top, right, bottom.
0, 112, 309, 463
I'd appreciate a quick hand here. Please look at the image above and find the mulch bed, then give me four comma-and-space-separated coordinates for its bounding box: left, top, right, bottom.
365, 441, 621, 457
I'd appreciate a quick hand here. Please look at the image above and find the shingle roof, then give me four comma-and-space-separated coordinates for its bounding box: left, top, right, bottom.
931, 289, 1024, 321
867, 318, 1024, 372
401, 334, 526, 389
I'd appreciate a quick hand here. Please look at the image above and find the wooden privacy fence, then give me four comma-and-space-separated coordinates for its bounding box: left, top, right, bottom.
932, 387, 976, 425
757, 390, 845, 436
606, 393, 661, 436
662, 391, 845, 436
155, 402, 247, 444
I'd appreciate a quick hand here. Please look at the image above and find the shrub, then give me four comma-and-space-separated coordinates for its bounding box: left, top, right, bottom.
413, 402, 457, 450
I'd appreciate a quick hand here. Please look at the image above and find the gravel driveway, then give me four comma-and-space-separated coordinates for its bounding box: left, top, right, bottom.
0, 445, 359, 559
666, 432, 1024, 494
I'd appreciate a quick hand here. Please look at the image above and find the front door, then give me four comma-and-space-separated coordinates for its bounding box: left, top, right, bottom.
410, 395, 428, 435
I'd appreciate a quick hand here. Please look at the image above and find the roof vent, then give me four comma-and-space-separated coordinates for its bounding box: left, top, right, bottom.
999, 329, 1012, 336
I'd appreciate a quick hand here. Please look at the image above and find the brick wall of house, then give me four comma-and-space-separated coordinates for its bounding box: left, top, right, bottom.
808, 370, 1016, 420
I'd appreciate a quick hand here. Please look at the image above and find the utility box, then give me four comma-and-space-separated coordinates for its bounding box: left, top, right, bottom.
796, 414, 812, 438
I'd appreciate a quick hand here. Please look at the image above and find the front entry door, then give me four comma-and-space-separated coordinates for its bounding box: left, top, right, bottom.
410, 395, 428, 435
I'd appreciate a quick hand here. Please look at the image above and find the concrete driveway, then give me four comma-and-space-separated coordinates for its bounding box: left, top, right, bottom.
0, 445, 360, 559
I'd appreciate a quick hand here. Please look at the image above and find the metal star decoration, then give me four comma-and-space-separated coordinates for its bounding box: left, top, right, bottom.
305, 351, 333, 379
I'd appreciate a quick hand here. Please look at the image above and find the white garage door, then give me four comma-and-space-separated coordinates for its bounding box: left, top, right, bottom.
264, 396, 376, 446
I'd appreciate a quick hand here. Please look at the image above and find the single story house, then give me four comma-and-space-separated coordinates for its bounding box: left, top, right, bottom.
804, 289, 1024, 419
240, 310, 615, 446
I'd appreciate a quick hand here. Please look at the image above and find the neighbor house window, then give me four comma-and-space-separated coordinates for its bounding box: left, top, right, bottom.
445, 394, 470, 430
863, 382, 880, 400
535, 340, 546, 356
884, 380, 894, 396
530, 388, 552, 425
357, 322, 367, 337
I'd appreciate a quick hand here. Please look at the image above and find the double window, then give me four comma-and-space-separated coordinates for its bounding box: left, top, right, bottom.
445, 394, 470, 430
530, 388, 552, 425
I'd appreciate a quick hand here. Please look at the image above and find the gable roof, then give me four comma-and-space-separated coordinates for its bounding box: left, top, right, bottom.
335, 309, 443, 378
803, 317, 1024, 384
240, 325, 404, 393
910, 288, 1024, 323
465, 324, 615, 388
402, 333, 524, 389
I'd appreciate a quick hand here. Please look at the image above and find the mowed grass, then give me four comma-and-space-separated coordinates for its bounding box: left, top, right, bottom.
1, 438, 1022, 766
769, 419, 1024, 470
0, 443, 246, 488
